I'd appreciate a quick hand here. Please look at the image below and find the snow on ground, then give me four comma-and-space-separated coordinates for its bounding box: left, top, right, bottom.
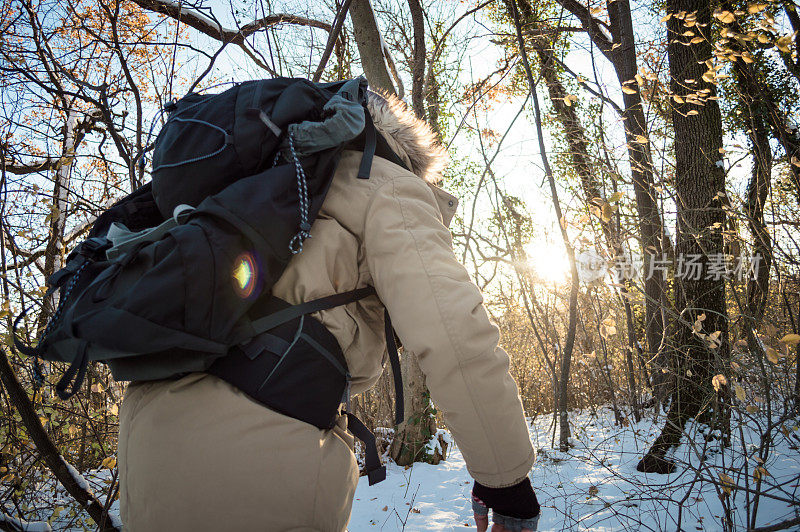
12, 406, 800, 530
349, 408, 800, 531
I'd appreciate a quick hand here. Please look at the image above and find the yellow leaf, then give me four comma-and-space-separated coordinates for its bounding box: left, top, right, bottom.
766, 347, 780, 364
714, 9, 736, 23
608, 191, 624, 202
757, 33, 769, 43
590, 7, 603, 14
746, 404, 760, 414
673, 94, 685, 103
633, 135, 649, 144
601, 202, 614, 222
712, 374, 727, 392
735, 385, 746, 401
780, 333, 800, 345
742, 52, 755, 63
691, 36, 705, 44
101, 456, 117, 469
776, 35, 792, 53
601, 317, 617, 338
661, 13, 672, 22
719, 473, 734, 495
622, 86, 637, 94
748, 3, 767, 13
753, 466, 769, 482
687, 110, 699, 116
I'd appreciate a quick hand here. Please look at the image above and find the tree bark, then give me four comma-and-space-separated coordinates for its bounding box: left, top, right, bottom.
407, 0, 426, 118
723, 0, 773, 328
637, 0, 729, 473
553, 0, 672, 402
386, 0, 448, 465
349, 0, 396, 95
388, 351, 444, 465
38, 109, 80, 333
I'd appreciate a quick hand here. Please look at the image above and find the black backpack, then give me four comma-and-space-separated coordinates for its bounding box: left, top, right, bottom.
14, 77, 404, 484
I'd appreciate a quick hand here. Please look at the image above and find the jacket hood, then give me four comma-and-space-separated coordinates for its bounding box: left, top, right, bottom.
366, 91, 448, 184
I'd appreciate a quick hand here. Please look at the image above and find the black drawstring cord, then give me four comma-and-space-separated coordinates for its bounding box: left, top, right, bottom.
287, 132, 311, 255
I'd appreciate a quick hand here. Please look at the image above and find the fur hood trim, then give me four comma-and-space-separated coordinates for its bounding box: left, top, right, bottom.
366, 92, 448, 184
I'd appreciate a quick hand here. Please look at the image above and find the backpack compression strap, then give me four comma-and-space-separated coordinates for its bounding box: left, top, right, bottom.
249, 287, 403, 424
384, 309, 404, 425
248, 286, 404, 484
249, 287, 405, 424
357, 108, 376, 180
347, 412, 386, 485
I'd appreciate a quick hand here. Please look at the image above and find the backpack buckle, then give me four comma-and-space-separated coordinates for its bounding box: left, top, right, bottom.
79, 237, 112, 259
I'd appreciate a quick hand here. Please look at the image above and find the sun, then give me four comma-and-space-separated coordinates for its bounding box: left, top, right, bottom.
523, 240, 571, 284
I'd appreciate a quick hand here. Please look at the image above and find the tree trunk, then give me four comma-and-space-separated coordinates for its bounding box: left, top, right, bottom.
389, 351, 444, 465
508, 0, 578, 451
531, 27, 641, 422
553, 0, 672, 402
608, 2, 670, 402
722, 0, 772, 327
38, 109, 79, 332
637, 0, 729, 473
407, 0, 426, 118
387, 3, 448, 464
349, 0, 396, 95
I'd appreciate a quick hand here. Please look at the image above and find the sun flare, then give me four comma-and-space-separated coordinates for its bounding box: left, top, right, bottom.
523, 241, 571, 284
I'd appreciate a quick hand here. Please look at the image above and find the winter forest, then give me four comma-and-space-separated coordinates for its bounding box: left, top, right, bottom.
1, 0, 800, 530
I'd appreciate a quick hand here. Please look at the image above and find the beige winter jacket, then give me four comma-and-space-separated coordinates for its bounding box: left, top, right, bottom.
118, 94, 534, 531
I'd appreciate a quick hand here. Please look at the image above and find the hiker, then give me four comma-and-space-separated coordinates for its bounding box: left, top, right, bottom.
111, 90, 539, 531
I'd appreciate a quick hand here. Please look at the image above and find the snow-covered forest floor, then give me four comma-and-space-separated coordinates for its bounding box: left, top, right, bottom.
349, 408, 800, 531
12, 406, 800, 531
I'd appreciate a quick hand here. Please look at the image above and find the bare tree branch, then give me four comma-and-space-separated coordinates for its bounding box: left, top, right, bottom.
131, 0, 334, 75
131, 0, 332, 44
313, 0, 355, 82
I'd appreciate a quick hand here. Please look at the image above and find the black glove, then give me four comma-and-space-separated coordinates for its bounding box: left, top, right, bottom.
472, 477, 540, 531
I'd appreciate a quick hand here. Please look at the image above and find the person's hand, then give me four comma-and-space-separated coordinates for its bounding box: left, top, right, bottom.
471, 477, 540, 532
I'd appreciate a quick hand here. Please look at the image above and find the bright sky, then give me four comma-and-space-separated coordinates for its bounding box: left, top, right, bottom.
159, 0, 777, 286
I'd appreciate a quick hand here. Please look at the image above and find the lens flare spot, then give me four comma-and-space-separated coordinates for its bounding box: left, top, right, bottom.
232, 253, 257, 298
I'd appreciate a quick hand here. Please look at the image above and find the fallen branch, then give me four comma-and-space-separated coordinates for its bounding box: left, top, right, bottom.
0, 511, 53, 532
0, 348, 119, 531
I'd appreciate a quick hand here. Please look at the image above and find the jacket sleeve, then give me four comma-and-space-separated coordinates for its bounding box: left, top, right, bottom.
364, 175, 534, 488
